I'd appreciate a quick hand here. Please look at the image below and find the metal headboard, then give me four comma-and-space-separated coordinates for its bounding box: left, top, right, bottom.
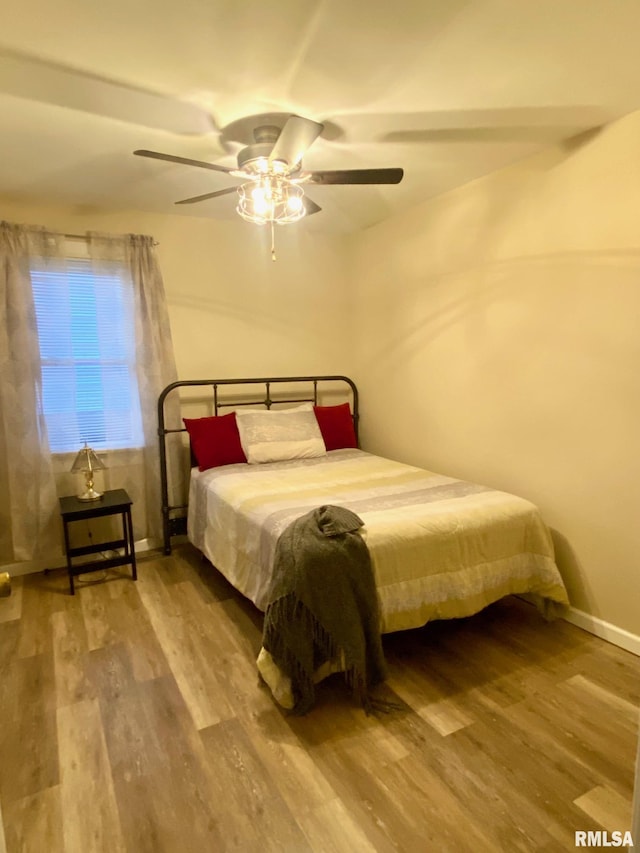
157, 375, 359, 555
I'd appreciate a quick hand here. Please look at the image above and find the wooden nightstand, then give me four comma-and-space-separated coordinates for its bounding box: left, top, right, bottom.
59, 488, 137, 595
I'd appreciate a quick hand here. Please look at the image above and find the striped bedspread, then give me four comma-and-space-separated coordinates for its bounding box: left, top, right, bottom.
188, 449, 568, 633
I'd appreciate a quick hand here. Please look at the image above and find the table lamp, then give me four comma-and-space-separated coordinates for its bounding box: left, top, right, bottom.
70, 442, 106, 501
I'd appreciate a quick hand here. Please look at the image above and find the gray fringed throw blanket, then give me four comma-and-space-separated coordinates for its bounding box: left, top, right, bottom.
262, 505, 387, 714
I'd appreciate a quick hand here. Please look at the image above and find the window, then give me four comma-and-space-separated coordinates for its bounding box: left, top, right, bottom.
31, 254, 143, 453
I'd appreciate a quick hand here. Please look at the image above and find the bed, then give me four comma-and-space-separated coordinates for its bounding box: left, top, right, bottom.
158, 375, 569, 708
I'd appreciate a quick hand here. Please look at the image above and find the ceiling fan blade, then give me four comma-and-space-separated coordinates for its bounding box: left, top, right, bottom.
303, 196, 322, 216
269, 115, 324, 166
307, 168, 403, 185
134, 150, 233, 174
0, 48, 214, 134
174, 187, 239, 205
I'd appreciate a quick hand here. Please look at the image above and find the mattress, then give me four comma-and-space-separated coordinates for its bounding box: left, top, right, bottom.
187, 448, 568, 634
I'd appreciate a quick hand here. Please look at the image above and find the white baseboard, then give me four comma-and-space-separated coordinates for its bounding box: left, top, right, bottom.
2, 538, 155, 579
563, 606, 640, 657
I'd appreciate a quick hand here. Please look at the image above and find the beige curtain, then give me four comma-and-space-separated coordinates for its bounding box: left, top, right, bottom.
87, 233, 182, 546
0, 222, 61, 562
0, 223, 180, 565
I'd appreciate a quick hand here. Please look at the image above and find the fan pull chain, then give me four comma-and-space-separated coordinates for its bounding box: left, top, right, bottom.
270, 220, 277, 261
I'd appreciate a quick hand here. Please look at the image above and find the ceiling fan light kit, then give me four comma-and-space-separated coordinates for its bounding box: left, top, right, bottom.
133, 113, 403, 259
237, 173, 306, 259
237, 177, 305, 225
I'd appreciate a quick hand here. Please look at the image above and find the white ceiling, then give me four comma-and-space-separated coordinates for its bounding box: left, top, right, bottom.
2, 0, 640, 233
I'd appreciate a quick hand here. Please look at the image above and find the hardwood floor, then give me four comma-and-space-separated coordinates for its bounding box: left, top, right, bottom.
0, 545, 638, 852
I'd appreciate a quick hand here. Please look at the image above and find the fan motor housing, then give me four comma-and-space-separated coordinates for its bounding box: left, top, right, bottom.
237, 143, 291, 175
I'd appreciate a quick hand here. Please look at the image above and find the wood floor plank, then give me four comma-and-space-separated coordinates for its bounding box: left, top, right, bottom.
135, 565, 236, 728
416, 627, 557, 712
155, 548, 234, 605
285, 697, 418, 851
51, 607, 95, 708
107, 574, 170, 682
337, 712, 411, 770
527, 684, 638, 790
15, 572, 65, 659
0, 620, 20, 676
199, 717, 313, 852
574, 784, 633, 833
1, 543, 638, 852
569, 642, 640, 707
0, 577, 22, 624
92, 655, 226, 853
57, 698, 126, 853
386, 664, 475, 735
0, 652, 58, 805
451, 717, 602, 848
563, 675, 640, 728
379, 711, 561, 851
80, 571, 167, 681
415, 696, 474, 735
81, 581, 121, 649
88, 641, 138, 701
240, 708, 338, 814
296, 797, 381, 853
299, 726, 490, 852
565, 673, 640, 721
1, 787, 64, 853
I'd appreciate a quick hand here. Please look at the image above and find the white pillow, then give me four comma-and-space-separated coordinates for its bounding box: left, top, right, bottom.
235, 403, 326, 464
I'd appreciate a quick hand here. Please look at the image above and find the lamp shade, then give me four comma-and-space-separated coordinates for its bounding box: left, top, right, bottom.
70, 442, 106, 500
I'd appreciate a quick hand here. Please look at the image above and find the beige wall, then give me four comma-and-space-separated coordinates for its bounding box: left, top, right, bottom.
0, 198, 352, 379
348, 113, 640, 636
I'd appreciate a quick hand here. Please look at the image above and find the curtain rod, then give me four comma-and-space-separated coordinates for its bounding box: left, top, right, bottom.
3, 222, 159, 246
63, 231, 159, 246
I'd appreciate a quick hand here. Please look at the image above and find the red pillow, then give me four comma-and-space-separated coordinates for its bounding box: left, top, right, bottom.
183, 412, 247, 471
313, 403, 358, 451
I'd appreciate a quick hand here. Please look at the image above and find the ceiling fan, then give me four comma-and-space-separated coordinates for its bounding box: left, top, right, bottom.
133, 114, 404, 225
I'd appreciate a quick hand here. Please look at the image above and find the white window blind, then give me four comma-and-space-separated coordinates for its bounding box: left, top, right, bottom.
31, 256, 144, 453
